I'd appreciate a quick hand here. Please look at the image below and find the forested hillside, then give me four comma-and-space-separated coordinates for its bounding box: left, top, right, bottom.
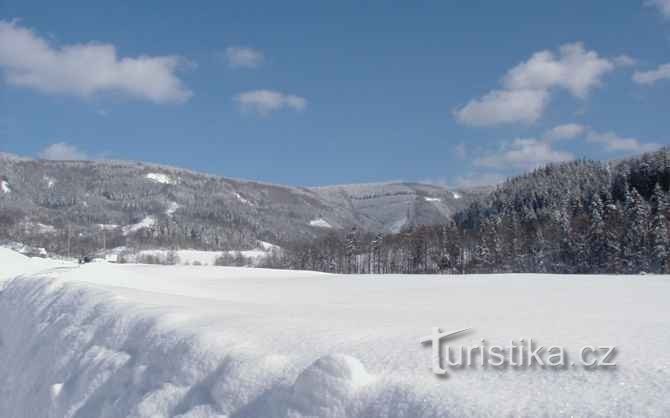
270, 148, 670, 274
0, 154, 478, 256
3, 149, 669, 274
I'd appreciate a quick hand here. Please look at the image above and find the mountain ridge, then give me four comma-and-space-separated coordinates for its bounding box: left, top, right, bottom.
0, 156, 485, 256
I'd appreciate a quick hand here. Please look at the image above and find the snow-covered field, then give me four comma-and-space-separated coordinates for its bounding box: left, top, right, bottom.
111, 241, 279, 265
1, 248, 669, 417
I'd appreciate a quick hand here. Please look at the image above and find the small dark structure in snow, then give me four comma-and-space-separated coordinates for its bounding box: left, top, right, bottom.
78, 255, 94, 264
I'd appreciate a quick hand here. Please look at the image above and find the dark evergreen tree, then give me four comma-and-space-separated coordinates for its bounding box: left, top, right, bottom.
587, 195, 608, 273
650, 183, 669, 273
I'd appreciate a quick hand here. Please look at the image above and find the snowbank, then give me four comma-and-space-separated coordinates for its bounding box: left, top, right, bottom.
0, 248, 64, 281
1, 249, 669, 417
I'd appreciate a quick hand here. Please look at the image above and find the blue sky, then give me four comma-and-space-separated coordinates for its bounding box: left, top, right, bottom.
1, 1, 669, 187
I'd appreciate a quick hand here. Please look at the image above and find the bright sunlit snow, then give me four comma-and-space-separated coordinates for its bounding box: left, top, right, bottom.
44, 176, 56, 188
146, 172, 175, 184
132, 245, 276, 266
1, 248, 668, 417
21, 222, 57, 234
1, 180, 10, 193
122, 216, 156, 235
98, 223, 120, 231
235, 192, 254, 206
165, 201, 180, 216
309, 218, 332, 228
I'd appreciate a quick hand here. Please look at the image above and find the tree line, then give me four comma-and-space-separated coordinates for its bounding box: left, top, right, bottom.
263, 148, 670, 274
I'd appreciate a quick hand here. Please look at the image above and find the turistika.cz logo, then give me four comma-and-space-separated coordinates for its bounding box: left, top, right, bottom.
420, 328, 616, 377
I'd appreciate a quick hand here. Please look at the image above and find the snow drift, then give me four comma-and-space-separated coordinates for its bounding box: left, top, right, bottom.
1, 248, 669, 417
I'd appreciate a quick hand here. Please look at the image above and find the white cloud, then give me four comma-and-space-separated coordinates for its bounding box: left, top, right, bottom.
454, 88, 549, 126
225, 46, 264, 69
586, 131, 661, 153
633, 63, 670, 85
544, 123, 586, 141
456, 123, 661, 189
503, 43, 614, 98
647, 0, 670, 18
38, 142, 88, 160
475, 138, 574, 170
234, 90, 307, 115
455, 43, 618, 126
613, 55, 636, 67
0, 20, 192, 103
545, 123, 660, 153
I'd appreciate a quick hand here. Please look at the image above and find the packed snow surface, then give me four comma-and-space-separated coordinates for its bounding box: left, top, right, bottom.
1, 248, 669, 417
424, 197, 441, 202
309, 218, 332, 228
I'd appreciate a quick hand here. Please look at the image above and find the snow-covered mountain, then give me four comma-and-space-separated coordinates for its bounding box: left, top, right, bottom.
0, 155, 485, 255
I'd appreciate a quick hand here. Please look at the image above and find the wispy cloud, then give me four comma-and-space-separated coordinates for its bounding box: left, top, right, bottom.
0, 20, 192, 104
234, 90, 307, 115
454, 43, 624, 126
544, 123, 586, 141
646, 0, 670, 18
613, 55, 637, 67
462, 124, 659, 186
586, 131, 661, 153
38, 142, 89, 160
633, 63, 670, 85
474, 138, 574, 170
542, 123, 659, 154
225, 46, 264, 69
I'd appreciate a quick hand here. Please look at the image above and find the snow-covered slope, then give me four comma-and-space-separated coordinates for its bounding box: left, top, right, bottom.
1, 249, 669, 417
0, 158, 485, 255
311, 182, 477, 233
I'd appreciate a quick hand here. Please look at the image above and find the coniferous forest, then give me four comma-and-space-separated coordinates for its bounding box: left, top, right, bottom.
265, 148, 670, 274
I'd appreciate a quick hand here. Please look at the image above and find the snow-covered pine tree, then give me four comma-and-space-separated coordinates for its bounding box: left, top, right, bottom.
650, 183, 669, 273
587, 195, 608, 273
623, 187, 650, 273
602, 196, 622, 272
